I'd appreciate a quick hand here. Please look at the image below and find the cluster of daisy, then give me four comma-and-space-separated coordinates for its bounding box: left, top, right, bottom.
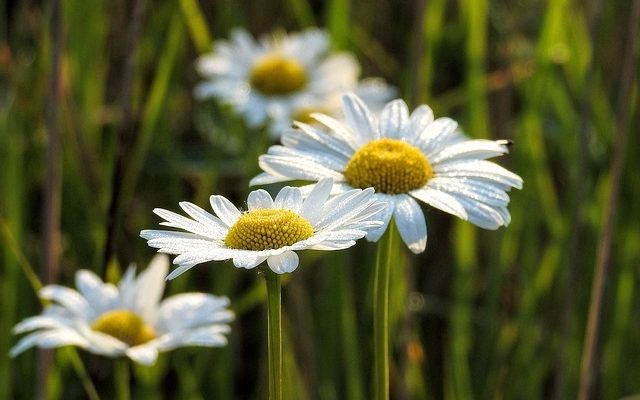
11, 27, 521, 393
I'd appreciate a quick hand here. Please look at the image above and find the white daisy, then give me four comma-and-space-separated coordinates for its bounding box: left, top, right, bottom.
195, 28, 394, 137
141, 178, 386, 278
251, 93, 523, 254
10, 255, 233, 365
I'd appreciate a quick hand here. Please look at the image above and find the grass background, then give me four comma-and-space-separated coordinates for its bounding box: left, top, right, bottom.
1, 0, 639, 398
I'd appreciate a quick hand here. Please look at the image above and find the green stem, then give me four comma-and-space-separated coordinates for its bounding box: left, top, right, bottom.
66, 349, 101, 400
265, 270, 283, 400
115, 357, 130, 400
373, 218, 397, 400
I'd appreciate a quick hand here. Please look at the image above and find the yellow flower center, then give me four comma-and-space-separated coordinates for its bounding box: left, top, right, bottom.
343, 138, 433, 194
249, 55, 307, 95
91, 310, 156, 347
293, 107, 331, 124
224, 208, 314, 251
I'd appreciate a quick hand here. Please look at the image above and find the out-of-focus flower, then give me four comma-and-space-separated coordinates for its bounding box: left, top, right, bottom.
195, 28, 394, 137
10, 255, 233, 365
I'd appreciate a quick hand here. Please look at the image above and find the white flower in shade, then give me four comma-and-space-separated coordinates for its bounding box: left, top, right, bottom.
10, 255, 233, 365
195, 28, 394, 137
251, 93, 523, 254
141, 178, 386, 279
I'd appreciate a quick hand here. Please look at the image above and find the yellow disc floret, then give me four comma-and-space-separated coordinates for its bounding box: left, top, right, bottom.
92, 310, 156, 346
249, 55, 307, 95
293, 107, 330, 125
225, 208, 314, 251
344, 138, 433, 194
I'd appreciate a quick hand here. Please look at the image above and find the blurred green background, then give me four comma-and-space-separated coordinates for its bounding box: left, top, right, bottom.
1, 0, 639, 399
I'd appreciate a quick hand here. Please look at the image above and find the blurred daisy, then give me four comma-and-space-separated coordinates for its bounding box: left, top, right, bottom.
251, 93, 523, 254
141, 178, 386, 278
195, 28, 394, 136
10, 255, 233, 365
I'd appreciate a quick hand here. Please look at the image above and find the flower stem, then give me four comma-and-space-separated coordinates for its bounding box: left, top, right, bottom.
373, 218, 397, 400
265, 270, 283, 400
65, 348, 101, 400
115, 357, 130, 400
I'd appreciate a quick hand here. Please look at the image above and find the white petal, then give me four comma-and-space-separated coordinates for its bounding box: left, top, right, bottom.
407, 105, 434, 143
266, 144, 348, 172
233, 253, 268, 269
495, 206, 512, 226
115, 265, 139, 310
453, 196, 506, 230
166, 263, 199, 281
323, 229, 369, 241
433, 159, 523, 190
10, 328, 89, 357
141, 230, 210, 242
210, 195, 242, 227
258, 155, 343, 182
299, 178, 333, 223
267, 251, 299, 274
250, 172, 289, 186
133, 254, 168, 322
393, 195, 427, 254
416, 117, 461, 155
353, 78, 397, 109
314, 188, 376, 231
75, 270, 118, 316
366, 196, 395, 242
171, 248, 237, 268
156, 326, 231, 351
427, 177, 510, 207
290, 121, 357, 158
378, 99, 409, 139
178, 202, 228, 235
127, 344, 159, 365
83, 329, 128, 355
312, 53, 359, 87
410, 187, 468, 220
247, 189, 274, 210
342, 93, 378, 145
156, 293, 233, 334
153, 208, 218, 239
310, 240, 356, 250
307, 114, 359, 151
274, 186, 303, 212
13, 315, 73, 334
39, 286, 92, 321
429, 139, 509, 164
145, 235, 221, 254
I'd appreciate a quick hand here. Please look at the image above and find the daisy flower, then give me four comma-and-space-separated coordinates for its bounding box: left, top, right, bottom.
140, 178, 386, 278
10, 255, 233, 365
195, 28, 394, 137
251, 93, 523, 254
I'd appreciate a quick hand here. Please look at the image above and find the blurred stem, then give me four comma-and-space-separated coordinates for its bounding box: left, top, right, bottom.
335, 257, 365, 400
103, 0, 146, 271
115, 358, 131, 400
179, 0, 211, 53
555, 0, 602, 397
0, 217, 42, 293
65, 349, 101, 400
373, 218, 397, 400
41, 0, 63, 394
265, 270, 283, 400
577, 0, 640, 398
